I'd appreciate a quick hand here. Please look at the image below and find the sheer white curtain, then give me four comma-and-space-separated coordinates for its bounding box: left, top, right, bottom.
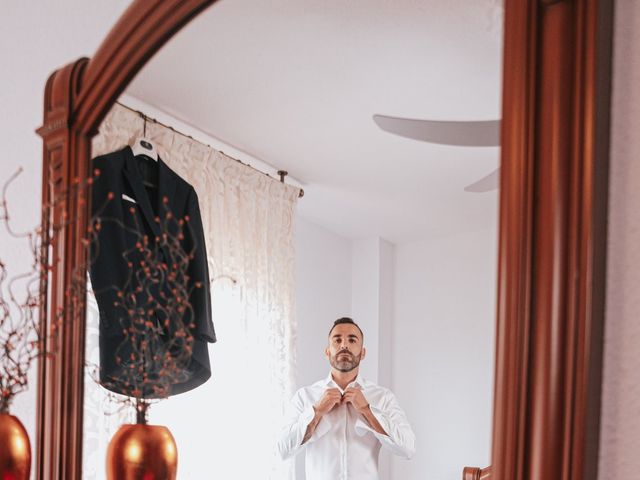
84, 104, 299, 479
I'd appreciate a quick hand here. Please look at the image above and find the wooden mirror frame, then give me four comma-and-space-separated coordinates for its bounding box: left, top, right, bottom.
35, 1, 614, 479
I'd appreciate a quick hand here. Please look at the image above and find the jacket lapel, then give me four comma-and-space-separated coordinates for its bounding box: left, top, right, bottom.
122, 146, 162, 240
156, 158, 177, 222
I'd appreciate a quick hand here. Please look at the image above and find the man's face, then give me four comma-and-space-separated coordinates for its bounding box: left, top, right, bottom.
325, 323, 366, 373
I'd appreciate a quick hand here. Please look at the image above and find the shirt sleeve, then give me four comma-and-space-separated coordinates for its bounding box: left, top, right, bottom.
277, 390, 332, 460
354, 390, 416, 459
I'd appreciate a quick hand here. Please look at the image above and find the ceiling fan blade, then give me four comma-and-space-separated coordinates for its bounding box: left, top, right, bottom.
373, 114, 500, 147
464, 168, 500, 193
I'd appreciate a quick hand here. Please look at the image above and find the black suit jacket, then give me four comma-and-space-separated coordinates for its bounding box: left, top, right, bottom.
90, 146, 216, 397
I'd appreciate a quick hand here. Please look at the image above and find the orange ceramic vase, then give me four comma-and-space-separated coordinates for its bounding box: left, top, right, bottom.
106, 424, 178, 480
0, 413, 31, 480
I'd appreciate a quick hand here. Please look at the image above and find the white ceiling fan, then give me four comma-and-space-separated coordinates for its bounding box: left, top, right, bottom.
373, 114, 501, 192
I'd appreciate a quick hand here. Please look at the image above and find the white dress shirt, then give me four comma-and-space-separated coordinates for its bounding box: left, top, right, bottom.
278, 373, 415, 480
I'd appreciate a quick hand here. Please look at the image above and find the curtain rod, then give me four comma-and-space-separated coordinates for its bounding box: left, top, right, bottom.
115, 101, 304, 198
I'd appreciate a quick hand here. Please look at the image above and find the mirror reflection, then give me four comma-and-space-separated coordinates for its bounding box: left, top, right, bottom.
83, 1, 502, 479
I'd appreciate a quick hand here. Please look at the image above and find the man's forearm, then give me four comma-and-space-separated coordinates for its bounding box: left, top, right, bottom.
361, 407, 388, 436
301, 410, 323, 445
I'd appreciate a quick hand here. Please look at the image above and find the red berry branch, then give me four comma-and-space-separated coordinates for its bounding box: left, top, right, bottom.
0, 168, 98, 413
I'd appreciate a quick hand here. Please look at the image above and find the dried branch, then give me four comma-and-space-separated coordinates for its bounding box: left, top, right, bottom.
0, 168, 98, 412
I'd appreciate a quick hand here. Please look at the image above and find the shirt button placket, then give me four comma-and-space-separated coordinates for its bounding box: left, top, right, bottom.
342, 405, 348, 479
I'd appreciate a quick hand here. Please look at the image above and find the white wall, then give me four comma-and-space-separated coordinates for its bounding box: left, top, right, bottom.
599, 1, 640, 478
351, 239, 381, 381
295, 217, 353, 388
351, 237, 397, 384
378, 239, 395, 390
392, 228, 497, 480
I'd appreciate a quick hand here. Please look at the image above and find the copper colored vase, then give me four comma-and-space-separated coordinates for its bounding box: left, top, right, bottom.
0, 413, 31, 480
107, 424, 178, 480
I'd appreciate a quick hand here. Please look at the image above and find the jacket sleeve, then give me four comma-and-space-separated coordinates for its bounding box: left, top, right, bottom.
277, 390, 331, 460
354, 390, 416, 459
184, 187, 216, 342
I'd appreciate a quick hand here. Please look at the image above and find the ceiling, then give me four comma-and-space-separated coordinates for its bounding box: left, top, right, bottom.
125, 0, 503, 243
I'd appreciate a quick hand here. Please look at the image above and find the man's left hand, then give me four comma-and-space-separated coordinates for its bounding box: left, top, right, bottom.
342, 388, 370, 414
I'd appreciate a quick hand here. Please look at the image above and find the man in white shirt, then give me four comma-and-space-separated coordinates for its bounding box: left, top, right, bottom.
278, 317, 415, 479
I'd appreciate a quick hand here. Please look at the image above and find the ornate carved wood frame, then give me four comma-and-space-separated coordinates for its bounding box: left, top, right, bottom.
35, 1, 614, 479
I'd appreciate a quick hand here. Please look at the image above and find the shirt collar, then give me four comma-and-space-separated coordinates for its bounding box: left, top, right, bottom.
324, 372, 364, 391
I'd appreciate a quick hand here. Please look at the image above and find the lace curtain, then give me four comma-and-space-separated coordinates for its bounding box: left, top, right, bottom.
84, 103, 299, 479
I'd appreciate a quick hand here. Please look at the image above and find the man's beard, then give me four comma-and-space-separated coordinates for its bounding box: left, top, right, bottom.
330, 351, 361, 372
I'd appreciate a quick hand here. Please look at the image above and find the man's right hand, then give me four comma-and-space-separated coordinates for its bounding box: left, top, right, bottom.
302, 388, 343, 445
313, 388, 343, 416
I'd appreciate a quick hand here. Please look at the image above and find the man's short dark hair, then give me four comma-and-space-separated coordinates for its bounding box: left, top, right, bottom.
328, 317, 364, 340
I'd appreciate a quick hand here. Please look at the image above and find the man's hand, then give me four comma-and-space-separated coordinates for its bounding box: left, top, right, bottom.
302, 388, 342, 445
342, 387, 370, 414
343, 387, 388, 436
313, 388, 343, 416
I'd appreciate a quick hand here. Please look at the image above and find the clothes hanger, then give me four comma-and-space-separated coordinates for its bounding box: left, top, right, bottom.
131, 116, 159, 189
131, 115, 159, 162
131, 137, 158, 162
